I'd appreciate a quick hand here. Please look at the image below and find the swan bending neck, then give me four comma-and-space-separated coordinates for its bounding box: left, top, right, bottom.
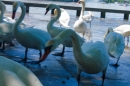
13, 2, 25, 31
47, 5, 61, 28
55, 29, 83, 57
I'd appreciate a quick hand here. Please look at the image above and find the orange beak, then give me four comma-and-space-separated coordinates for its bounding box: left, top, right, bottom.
39, 50, 50, 62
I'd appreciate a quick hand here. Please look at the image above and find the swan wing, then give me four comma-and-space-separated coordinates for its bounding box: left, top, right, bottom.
81, 41, 109, 73
104, 32, 125, 58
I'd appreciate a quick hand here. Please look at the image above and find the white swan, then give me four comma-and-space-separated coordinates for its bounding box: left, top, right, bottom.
73, 0, 88, 38
113, 25, 130, 47
54, 8, 70, 28
0, 1, 15, 50
104, 27, 125, 67
0, 56, 43, 86
12, 1, 52, 62
45, 4, 85, 56
0, 1, 26, 27
38, 29, 109, 86
82, 11, 94, 27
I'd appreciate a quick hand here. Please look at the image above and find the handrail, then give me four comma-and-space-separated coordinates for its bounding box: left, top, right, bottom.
2, 0, 130, 20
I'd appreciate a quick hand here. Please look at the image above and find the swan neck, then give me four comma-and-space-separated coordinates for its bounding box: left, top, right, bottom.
47, 5, 61, 29
0, 2, 4, 22
55, 30, 83, 58
79, 2, 85, 19
13, 2, 25, 31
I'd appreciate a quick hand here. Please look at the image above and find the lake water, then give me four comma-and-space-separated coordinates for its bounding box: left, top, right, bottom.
3, 0, 130, 21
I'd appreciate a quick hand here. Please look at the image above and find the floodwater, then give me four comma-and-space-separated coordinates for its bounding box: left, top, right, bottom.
1, 1, 130, 86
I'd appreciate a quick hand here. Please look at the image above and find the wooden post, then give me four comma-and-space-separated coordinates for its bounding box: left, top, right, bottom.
101, 12, 105, 18
76, 10, 81, 17
26, 5, 29, 13
124, 14, 129, 20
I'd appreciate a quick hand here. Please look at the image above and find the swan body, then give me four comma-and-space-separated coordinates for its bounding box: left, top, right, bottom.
0, 2, 15, 50
82, 11, 94, 27
0, 56, 43, 86
113, 25, 130, 47
54, 8, 70, 28
12, 1, 52, 61
114, 25, 130, 36
104, 27, 125, 66
45, 4, 84, 56
39, 29, 109, 86
73, 0, 88, 38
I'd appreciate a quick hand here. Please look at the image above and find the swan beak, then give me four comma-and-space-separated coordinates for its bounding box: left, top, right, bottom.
39, 50, 50, 62
45, 10, 49, 15
77, 1, 81, 4
12, 10, 16, 19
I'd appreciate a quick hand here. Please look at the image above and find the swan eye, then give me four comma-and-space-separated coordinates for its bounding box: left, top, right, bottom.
45, 45, 53, 52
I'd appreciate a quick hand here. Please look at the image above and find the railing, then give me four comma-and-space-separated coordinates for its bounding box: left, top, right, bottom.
2, 0, 130, 20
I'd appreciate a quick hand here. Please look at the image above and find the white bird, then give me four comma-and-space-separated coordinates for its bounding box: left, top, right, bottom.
82, 11, 94, 27
44, 4, 85, 57
12, 1, 52, 62
0, 1, 26, 27
73, 0, 88, 38
104, 27, 125, 67
113, 25, 130, 47
54, 8, 70, 28
0, 56, 43, 86
0, 1, 15, 50
37, 29, 109, 86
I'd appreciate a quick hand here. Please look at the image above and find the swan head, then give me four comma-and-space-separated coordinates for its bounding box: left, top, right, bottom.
40, 39, 59, 62
12, 1, 25, 19
77, 0, 85, 4
45, 4, 56, 15
104, 27, 114, 38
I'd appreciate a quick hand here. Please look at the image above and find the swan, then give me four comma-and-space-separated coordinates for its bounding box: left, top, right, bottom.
0, 56, 43, 86
45, 4, 85, 56
54, 8, 70, 28
104, 27, 125, 67
12, 1, 52, 62
82, 11, 94, 27
37, 29, 109, 86
113, 25, 130, 47
73, 0, 88, 38
0, 1, 26, 27
0, 1, 15, 50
